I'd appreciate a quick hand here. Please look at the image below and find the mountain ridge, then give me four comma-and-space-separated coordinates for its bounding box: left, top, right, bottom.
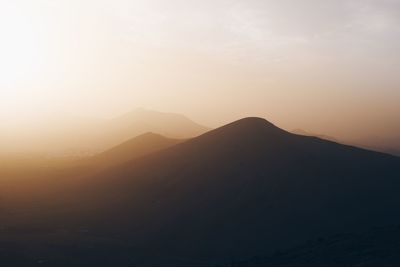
1, 117, 399, 267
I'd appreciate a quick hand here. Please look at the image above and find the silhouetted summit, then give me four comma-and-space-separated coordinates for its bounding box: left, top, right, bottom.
201, 117, 285, 139
221, 117, 279, 130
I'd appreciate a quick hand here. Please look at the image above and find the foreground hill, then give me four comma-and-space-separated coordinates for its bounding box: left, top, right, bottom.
1, 117, 400, 266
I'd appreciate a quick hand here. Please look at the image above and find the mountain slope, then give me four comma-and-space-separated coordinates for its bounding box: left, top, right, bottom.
292, 128, 339, 142
76, 117, 400, 265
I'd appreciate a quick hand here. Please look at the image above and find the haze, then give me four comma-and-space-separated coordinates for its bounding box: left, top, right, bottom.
1, 2, 400, 265
1, 0, 399, 153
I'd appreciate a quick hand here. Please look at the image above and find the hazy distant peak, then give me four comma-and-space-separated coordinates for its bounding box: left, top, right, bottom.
108, 109, 210, 139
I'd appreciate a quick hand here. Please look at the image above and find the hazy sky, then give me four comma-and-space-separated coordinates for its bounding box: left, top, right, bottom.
0, 0, 399, 146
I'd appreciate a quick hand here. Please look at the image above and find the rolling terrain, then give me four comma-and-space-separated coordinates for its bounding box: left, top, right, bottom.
1, 117, 400, 266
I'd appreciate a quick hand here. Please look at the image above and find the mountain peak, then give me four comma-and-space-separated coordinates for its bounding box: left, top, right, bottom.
209, 117, 286, 138
108, 109, 210, 140
178, 117, 289, 152
231, 117, 278, 128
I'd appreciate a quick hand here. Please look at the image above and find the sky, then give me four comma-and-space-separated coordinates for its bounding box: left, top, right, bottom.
0, 0, 399, 149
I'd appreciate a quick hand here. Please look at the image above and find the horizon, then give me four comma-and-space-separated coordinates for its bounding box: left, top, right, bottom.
1, 107, 399, 157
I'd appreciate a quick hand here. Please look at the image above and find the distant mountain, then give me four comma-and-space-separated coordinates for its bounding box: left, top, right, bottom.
102, 108, 209, 150
2, 118, 400, 267
111, 108, 209, 138
3, 109, 209, 156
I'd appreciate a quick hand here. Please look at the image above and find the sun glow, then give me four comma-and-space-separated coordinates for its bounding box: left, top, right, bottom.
0, 3, 46, 88
0, 2, 59, 127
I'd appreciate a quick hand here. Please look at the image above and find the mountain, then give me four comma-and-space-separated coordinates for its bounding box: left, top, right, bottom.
69, 117, 400, 266
104, 108, 209, 145
2, 117, 400, 266
89, 132, 183, 168
109, 108, 210, 138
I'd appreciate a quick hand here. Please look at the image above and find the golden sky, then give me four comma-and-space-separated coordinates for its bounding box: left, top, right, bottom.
1, 0, 399, 147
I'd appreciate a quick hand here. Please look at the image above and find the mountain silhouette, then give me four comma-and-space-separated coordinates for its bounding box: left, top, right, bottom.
292, 128, 339, 142
67, 117, 400, 265
90, 132, 183, 168
1, 117, 399, 267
